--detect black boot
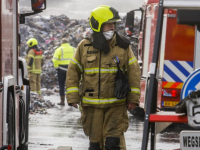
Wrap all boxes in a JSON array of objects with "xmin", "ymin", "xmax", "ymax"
[
  {"xmin": 89, "ymin": 142, "xmax": 101, "ymax": 150},
  {"xmin": 105, "ymin": 137, "xmax": 120, "ymax": 150}
]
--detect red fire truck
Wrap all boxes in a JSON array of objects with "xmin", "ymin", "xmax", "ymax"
[
  {"xmin": 137, "ymin": 0, "xmax": 200, "ymax": 149},
  {"xmin": 126, "ymin": 0, "xmax": 196, "ymax": 112},
  {"xmin": 0, "ymin": 0, "xmax": 46, "ymax": 150}
]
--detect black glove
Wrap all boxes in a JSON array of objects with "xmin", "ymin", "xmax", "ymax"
[
  {"xmin": 115, "ymin": 69, "xmax": 131, "ymax": 99},
  {"xmin": 114, "ymin": 56, "xmax": 131, "ymax": 99}
]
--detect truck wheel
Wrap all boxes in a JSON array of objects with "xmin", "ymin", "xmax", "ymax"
[
  {"xmin": 19, "ymin": 98, "xmax": 25, "ymax": 144},
  {"xmin": 18, "ymin": 86, "xmax": 30, "ymax": 150},
  {"xmin": 7, "ymin": 92, "xmax": 15, "ymax": 148}
]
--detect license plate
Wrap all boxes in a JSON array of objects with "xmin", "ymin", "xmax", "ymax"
[
  {"xmin": 163, "ymin": 101, "xmax": 178, "ymax": 107},
  {"xmin": 180, "ymin": 131, "xmax": 200, "ymax": 150}
]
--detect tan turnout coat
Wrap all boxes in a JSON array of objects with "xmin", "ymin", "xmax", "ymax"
[
  {"xmin": 66, "ymin": 34, "xmax": 141, "ymax": 108},
  {"xmin": 27, "ymin": 49, "xmax": 43, "ymax": 74}
]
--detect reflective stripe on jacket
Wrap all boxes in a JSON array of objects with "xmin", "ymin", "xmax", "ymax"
[
  {"xmin": 52, "ymin": 43, "xmax": 75, "ymax": 69},
  {"xmin": 66, "ymin": 34, "xmax": 141, "ymax": 108},
  {"xmin": 27, "ymin": 49, "xmax": 43, "ymax": 74}
]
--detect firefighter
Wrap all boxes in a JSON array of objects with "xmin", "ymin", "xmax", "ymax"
[
  {"xmin": 66, "ymin": 5, "xmax": 141, "ymax": 150},
  {"xmin": 26, "ymin": 38, "xmax": 43, "ymax": 99},
  {"xmin": 52, "ymin": 38, "xmax": 75, "ymax": 106}
]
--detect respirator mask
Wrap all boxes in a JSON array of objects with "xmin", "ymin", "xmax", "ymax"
[{"xmin": 103, "ymin": 31, "xmax": 114, "ymax": 40}]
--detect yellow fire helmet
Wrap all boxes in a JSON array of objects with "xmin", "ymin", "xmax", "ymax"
[
  {"xmin": 89, "ymin": 5, "xmax": 121, "ymax": 32},
  {"xmin": 27, "ymin": 38, "xmax": 38, "ymax": 47}
]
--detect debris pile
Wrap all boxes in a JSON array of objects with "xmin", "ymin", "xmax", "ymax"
[{"xmin": 29, "ymin": 89, "xmax": 60, "ymax": 114}]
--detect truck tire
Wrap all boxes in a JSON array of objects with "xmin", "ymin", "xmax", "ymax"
[
  {"xmin": 18, "ymin": 86, "xmax": 30, "ymax": 150},
  {"xmin": 19, "ymin": 98, "xmax": 26, "ymax": 144},
  {"xmin": 7, "ymin": 92, "xmax": 15, "ymax": 148}
]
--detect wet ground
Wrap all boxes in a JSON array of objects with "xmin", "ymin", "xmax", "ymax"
[{"xmin": 28, "ymin": 95, "xmax": 191, "ymax": 150}]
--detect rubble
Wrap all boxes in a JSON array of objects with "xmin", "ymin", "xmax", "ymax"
[
  {"xmin": 20, "ymin": 14, "xmax": 140, "ymax": 112},
  {"xmin": 29, "ymin": 89, "xmax": 58, "ymax": 114}
]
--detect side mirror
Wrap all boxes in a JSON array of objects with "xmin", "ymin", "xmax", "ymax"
[
  {"xmin": 125, "ymin": 8, "xmax": 143, "ymax": 37},
  {"xmin": 125, "ymin": 11, "xmax": 135, "ymax": 36},
  {"xmin": 31, "ymin": 0, "xmax": 46, "ymax": 11},
  {"xmin": 20, "ymin": 0, "xmax": 47, "ymax": 24}
]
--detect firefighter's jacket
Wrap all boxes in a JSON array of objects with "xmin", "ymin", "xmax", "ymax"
[
  {"xmin": 66, "ymin": 34, "xmax": 141, "ymax": 108},
  {"xmin": 27, "ymin": 49, "xmax": 43, "ymax": 74},
  {"xmin": 52, "ymin": 43, "xmax": 75, "ymax": 71}
]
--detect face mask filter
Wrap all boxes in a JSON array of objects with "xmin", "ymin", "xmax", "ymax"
[{"xmin": 103, "ymin": 31, "xmax": 114, "ymax": 40}]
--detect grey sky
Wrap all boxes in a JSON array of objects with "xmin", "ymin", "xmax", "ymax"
[{"xmin": 19, "ymin": 0, "xmax": 144, "ymax": 19}]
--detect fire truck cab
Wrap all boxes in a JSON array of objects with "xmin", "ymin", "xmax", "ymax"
[
  {"xmin": 0, "ymin": 0, "xmax": 46, "ymax": 150},
  {"xmin": 126, "ymin": 0, "xmax": 197, "ymax": 111},
  {"xmin": 137, "ymin": 0, "xmax": 200, "ymax": 149}
]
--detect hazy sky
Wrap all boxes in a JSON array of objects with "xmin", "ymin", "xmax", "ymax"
[{"xmin": 19, "ymin": 0, "xmax": 144, "ymax": 19}]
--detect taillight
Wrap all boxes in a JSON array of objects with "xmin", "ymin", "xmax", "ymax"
[{"xmin": 162, "ymin": 89, "xmax": 180, "ymax": 97}]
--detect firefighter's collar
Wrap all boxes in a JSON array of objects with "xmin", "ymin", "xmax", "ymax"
[
  {"xmin": 92, "ymin": 31, "xmax": 130, "ymax": 53},
  {"xmin": 109, "ymin": 33, "xmax": 117, "ymax": 47}
]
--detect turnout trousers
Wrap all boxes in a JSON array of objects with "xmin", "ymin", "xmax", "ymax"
[
  {"xmin": 28, "ymin": 73, "xmax": 41, "ymax": 95},
  {"xmin": 81, "ymin": 105, "xmax": 129, "ymax": 150}
]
